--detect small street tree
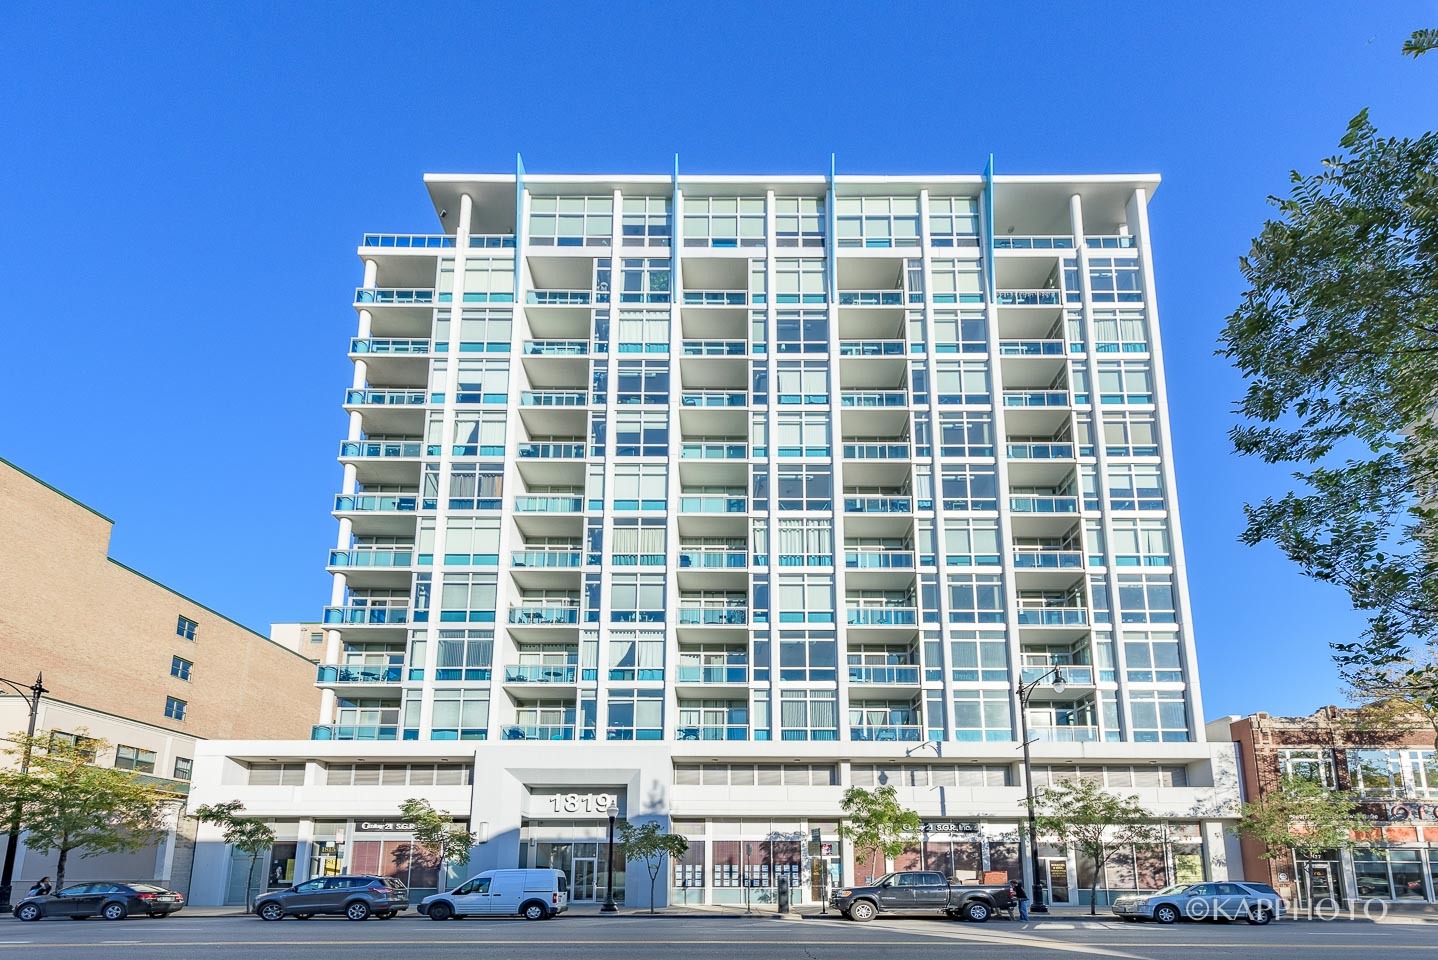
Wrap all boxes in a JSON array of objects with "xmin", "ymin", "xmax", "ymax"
[
  {"xmin": 838, "ymin": 785, "xmax": 921, "ymax": 883},
  {"xmin": 1235, "ymin": 777, "xmax": 1369, "ymax": 867},
  {"xmin": 0, "ymin": 732, "xmax": 173, "ymax": 891},
  {"xmin": 617, "ymin": 820, "xmax": 689, "ymax": 913},
  {"xmin": 399, "ymin": 797, "xmax": 475, "ymax": 892},
  {"xmin": 191, "ymin": 800, "xmax": 276, "ymax": 913},
  {"xmin": 1034, "ymin": 779, "xmax": 1160, "ymax": 915}
]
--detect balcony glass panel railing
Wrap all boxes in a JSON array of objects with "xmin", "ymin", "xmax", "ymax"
[
  {"xmin": 682, "ymin": 290, "xmax": 748, "ymax": 306},
  {"xmin": 504, "ymin": 665, "xmax": 578, "ymax": 683},
  {"xmin": 850, "ymin": 726, "xmax": 922, "ymax": 742},
  {"xmin": 998, "ymin": 339, "xmax": 1066, "ymax": 357},
  {"xmin": 340, "ymin": 440, "xmax": 422, "ymax": 458},
  {"xmin": 847, "ymin": 665, "xmax": 920, "ymax": 684},
  {"xmin": 350, "ymin": 337, "xmax": 431, "ymax": 355},
  {"xmin": 1085, "ymin": 235, "xmax": 1138, "ymax": 249},
  {"xmin": 322, "ymin": 605, "xmax": 410, "ymax": 625},
  {"xmin": 838, "ymin": 340, "xmax": 907, "ymax": 357},
  {"xmin": 354, "ymin": 288, "xmax": 434, "ymax": 305},
  {"xmin": 1002, "ymin": 391, "xmax": 1069, "ymax": 409},
  {"xmin": 842, "ymin": 443, "xmax": 910, "ymax": 460},
  {"xmin": 1006, "ymin": 443, "xmax": 1075, "ymax": 460},
  {"xmin": 846, "ymin": 606, "xmax": 918, "ymax": 626},
  {"xmin": 362, "ymin": 233, "xmax": 457, "ymax": 249},
  {"xmin": 511, "ymin": 549, "xmax": 582, "ymax": 568},
  {"xmin": 680, "ymin": 441, "xmax": 748, "ymax": 459},
  {"xmin": 1021, "ymin": 665, "xmax": 1095, "ymax": 685},
  {"xmin": 678, "ymin": 605, "xmax": 748, "ymax": 625},
  {"xmin": 514, "ymin": 495, "xmax": 584, "ymax": 513},
  {"xmin": 675, "ymin": 725, "xmax": 749, "ymax": 741},
  {"xmin": 837, "ymin": 290, "xmax": 904, "ymax": 306},
  {"xmin": 311, "ymin": 724, "xmax": 398, "ymax": 741},
  {"xmin": 522, "ymin": 339, "xmax": 590, "ymax": 355},
  {"xmin": 676, "ymin": 664, "xmax": 749, "ymax": 684},
  {"xmin": 1009, "ymin": 496, "xmax": 1079, "ymax": 514},
  {"xmin": 501, "ymin": 725, "xmax": 574, "ymax": 741},
  {"xmin": 1016, "ymin": 607, "xmax": 1089, "ymax": 626},
  {"xmin": 316, "ymin": 664, "xmax": 403, "ymax": 684},
  {"xmin": 1031, "ymin": 725, "xmax": 1100, "ymax": 742},
  {"xmin": 840, "ymin": 391, "xmax": 908, "ymax": 408},
  {"xmin": 520, "ymin": 390, "xmax": 587, "ymax": 407},
  {"xmin": 516, "ymin": 442, "xmax": 586, "ymax": 459},
  {"xmin": 1012, "ymin": 550, "xmax": 1084, "ymax": 569},
  {"xmin": 333, "ymin": 493, "xmax": 418, "ymax": 512},
  {"xmin": 681, "ymin": 339, "xmax": 748, "ymax": 356},
  {"xmin": 996, "ymin": 289, "xmax": 1063, "ymax": 306},
  {"xmin": 993, "ymin": 235, "xmax": 1075, "ymax": 250},
  {"xmin": 346, "ymin": 389, "xmax": 427, "ymax": 406},
  {"xmin": 681, "ymin": 391, "xmax": 747, "ymax": 408},
  {"xmin": 843, "ymin": 496, "xmax": 912, "ymax": 514},
  {"xmin": 845, "ymin": 550, "xmax": 915, "ymax": 569},
  {"xmin": 508, "ymin": 605, "xmax": 581, "ymax": 625},
  {"xmin": 328, "ymin": 549, "xmax": 413, "ymax": 568},
  {"xmin": 678, "ymin": 550, "xmax": 748, "ymax": 569},
  {"xmin": 680, "ymin": 495, "xmax": 748, "ymax": 513},
  {"xmin": 527, "ymin": 290, "xmax": 593, "ymax": 305}
]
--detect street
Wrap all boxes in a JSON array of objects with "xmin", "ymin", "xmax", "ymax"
[{"xmin": 0, "ymin": 913, "xmax": 1434, "ymax": 959}]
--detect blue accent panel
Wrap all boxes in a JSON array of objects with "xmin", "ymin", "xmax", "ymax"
[
  {"xmin": 514, "ymin": 153, "xmax": 526, "ymax": 291},
  {"xmin": 983, "ymin": 153, "xmax": 996, "ymax": 298},
  {"xmin": 826, "ymin": 153, "xmax": 838, "ymax": 305}
]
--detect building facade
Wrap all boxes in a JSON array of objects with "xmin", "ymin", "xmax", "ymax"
[
  {"xmin": 0, "ymin": 458, "xmax": 323, "ymax": 894},
  {"xmin": 1224, "ymin": 708, "xmax": 1438, "ymax": 908},
  {"xmin": 188, "ymin": 165, "xmax": 1242, "ymax": 908}
]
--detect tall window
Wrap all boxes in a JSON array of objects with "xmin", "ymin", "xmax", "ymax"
[
  {"xmin": 612, "ymin": 465, "xmax": 667, "ymax": 510},
  {"xmin": 435, "ymin": 309, "xmax": 512, "ymax": 351},
  {"xmin": 940, "ymin": 467, "xmax": 999, "ymax": 512},
  {"xmin": 1092, "ymin": 309, "xmax": 1148, "ymax": 352},
  {"xmin": 616, "ymin": 360, "xmax": 669, "ymax": 404},
  {"xmin": 777, "ymin": 574, "xmax": 835, "ymax": 623},
  {"xmin": 774, "ymin": 197, "xmax": 825, "ymax": 247},
  {"xmin": 446, "ymin": 412, "xmax": 506, "ymax": 457},
  {"xmin": 1102, "ymin": 413, "xmax": 1160, "ymax": 457},
  {"xmin": 621, "ymin": 196, "xmax": 671, "ymax": 246},
  {"xmin": 938, "ymin": 413, "xmax": 995, "ymax": 458},
  {"xmin": 928, "ymin": 196, "xmax": 980, "ymax": 247},
  {"xmin": 949, "ymin": 631, "xmax": 1009, "ymax": 682},
  {"xmin": 615, "ymin": 311, "xmax": 670, "ymax": 353},
  {"xmin": 942, "ymin": 519, "xmax": 1001, "ymax": 566},
  {"xmin": 776, "ymin": 362, "xmax": 829, "ymax": 403},
  {"xmin": 835, "ymin": 196, "xmax": 920, "ymax": 248},
  {"xmin": 1097, "ymin": 360, "xmax": 1154, "ymax": 404},
  {"xmin": 619, "ymin": 258, "xmax": 671, "ymax": 303},
  {"xmin": 1123, "ymin": 632, "xmax": 1184, "ymax": 683},
  {"xmin": 607, "ymin": 688, "xmax": 663, "ymax": 740},
  {"xmin": 611, "ymin": 575, "xmax": 665, "ymax": 623},
  {"xmin": 454, "ymin": 359, "xmax": 509, "ymax": 403},
  {"xmin": 443, "ymin": 463, "xmax": 504, "ymax": 510},
  {"xmin": 932, "ymin": 312, "xmax": 987, "ymax": 354},
  {"xmin": 946, "ymin": 574, "xmax": 1005, "ymax": 624},
  {"xmin": 608, "ymin": 630, "xmax": 665, "ymax": 681},
  {"xmin": 775, "ymin": 311, "xmax": 828, "ymax": 353},
  {"xmin": 434, "ymin": 630, "xmax": 494, "ymax": 681},
  {"xmin": 431, "ymin": 691, "xmax": 490, "ymax": 740},
  {"xmin": 1129, "ymin": 691, "xmax": 1188, "ymax": 742},
  {"xmin": 1106, "ymin": 464, "xmax": 1164, "ymax": 511},
  {"xmin": 440, "ymin": 258, "xmax": 515, "ymax": 303},
  {"xmin": 683, "ymin": 196, "xmax": 765, "ymax": 247},
  {"xmin": 439, "ymin": 573, "xmax": 499, "ymax": 622},
  {"xmin": 929, "ymin": 259, "xmax": 984, "ymax": 304},
  {"xmin": 614, "ymin": 412, "xmax": 668, "ymax": 456},
  {"xmin": 612, "ymin": 520, "xmax": 666, "ymax": 566},
  {"xmin": 774, "ymin": 258, "xmax": 826, "ymax": 303},
  {"xmin": 1088, "ymin": 258, "xmax": 1142, "ymax": 303},
  {"xmin": 953, "ymin": 691, "xmax": 1012, "ymax": 742},
  {"xmin": 780, "ymin": 690, "xmax": 838, "ymax": 741},
  {"xmin": 442, "ymin": 519, "xmax": 501, "ymax": 565},
  {"xmin": 776, "ymin": 468, "xmax": 832, "ymax": 510},
  {"xmin": 777, "ymin": 519, "xmax": 833, "ymax": 566},
  {"xmin": 934, "ymin": 360, "xmax": 990, "ymax": 404},
  {"xmin": 776, "ymin": 414, "xmax": 831, "ymax": 457},
  {"xmin": 1109, "ymin": 519, "xmax": 1171, "ymax": 566},
  {"xmin": 528, "ymin": 195, "xmax": 614, "ymax": 246}
]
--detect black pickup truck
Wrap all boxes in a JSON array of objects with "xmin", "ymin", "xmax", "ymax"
[{"xmin": 831, "ymin": 871, "xmax": 1015, "ymax": 922}]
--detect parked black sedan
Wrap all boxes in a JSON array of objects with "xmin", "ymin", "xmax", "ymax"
[{"xmin": 14, "ymin": 882, "xmax": 185, "ymax": 921}]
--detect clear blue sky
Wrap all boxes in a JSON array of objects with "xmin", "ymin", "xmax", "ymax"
[{"xmin": 2, "ymin": 3, "xmax": 1434, "ymax": 720}]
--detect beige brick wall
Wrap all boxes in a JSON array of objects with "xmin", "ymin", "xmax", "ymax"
[{"xmin": 0, "ymin": 461, "xmax": 321, "ymax": 740}]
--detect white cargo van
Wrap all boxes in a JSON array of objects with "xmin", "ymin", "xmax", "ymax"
[{"xmin": 417, "ymin": 868, "xmax": 569, "ymax": 921}]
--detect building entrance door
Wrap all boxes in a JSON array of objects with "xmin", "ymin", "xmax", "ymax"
[
  {"xmin": 1298, "ymin": 859, "xmax": 1342, "ymax": 909},
  {"xmin": 572, "ymin": 858, "xmax": 598, "ymax": 901},
  {"xmin": 1044, "ymin": 859, "xmax": 1071, "ymax": 905}
]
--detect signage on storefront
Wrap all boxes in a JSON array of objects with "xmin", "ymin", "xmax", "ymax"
[
  {"xmin": 527, "ymin": 789, "xmax": 624, "ymax": 817},
  {"xmin": 923, "ymin": 821, "xmax": 980, "ymax": 833},
  {"xmin": 355, "ymin": 819, "xmax": 461, "ymax": 833},
  {"xmin": 1387, "ymin": 802, "xmax": 1438, "ymax": 821}
]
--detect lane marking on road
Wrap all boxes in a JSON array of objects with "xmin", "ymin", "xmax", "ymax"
[{"xmin": 866, "ymin": 919, "xmax": 1149, "ymax": 959}]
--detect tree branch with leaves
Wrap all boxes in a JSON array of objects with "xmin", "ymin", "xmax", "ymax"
[
  {"xmin": 399, "ymin": 797, "xmax": 475, "ymax": 892},
  {"xmin": 617, "ymin": 821, "xmax": 688, "ymax": 913},
  {"xmin": 1235, "ymin": 776, "xmax": 1368, "ymax": 866},
  {"xmin": 191, "ymin": 800, "xmax": 276, "ymax": 913},
  {"xmin": 838, "ymin": 785, "xmax": 921, "ymax": 883},
  {"xmin": 1034, "ymin": 780, "xmax": 1161, "ymax": 915}
]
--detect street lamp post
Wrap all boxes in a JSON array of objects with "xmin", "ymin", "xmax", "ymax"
[
  {"xmin": 921, "ymin": 823, "xmax": 930, "ymax": 871},
  {"xmin": 1015, "ymin": 666, "xmax": 1066, "ymax": 915},
  {"xmin": 601, "ymin": 803, "xmax": 619, "ymax": 913},
  {"xmin": 0, "ymin": 673, "xmax": 48, "ymax": 912}
]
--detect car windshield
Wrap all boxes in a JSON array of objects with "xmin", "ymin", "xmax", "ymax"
[{"xmin": 1153, "ymin": 884, "xmax": 1192, "ymax": 896}]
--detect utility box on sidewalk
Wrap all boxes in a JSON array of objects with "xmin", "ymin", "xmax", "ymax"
[{"xmin": 777, "ymin": 877, "xmax": 790, "ymax": 914}]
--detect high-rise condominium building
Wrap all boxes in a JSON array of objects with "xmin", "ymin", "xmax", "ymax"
[{"xmin": 188, "ymin": 165, "xmax": 1242, "ymax": 909}]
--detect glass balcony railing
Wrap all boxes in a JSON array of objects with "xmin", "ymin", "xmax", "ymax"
[
  {"xmin": 340, "ymin": 440, "xmax": 422, "ymax": 458},
  {"xmin": 354, "ymin": 288, "xmax": 434, "ymax": 305},
  {"xmin": 1007, "ymin": 443, "xmax": 1075, "ymax": 459},
  {"xmin": 682, "ymin": 290, "xmax": 748, "ymax": 306},
  {"xmin": 312, "ymin": 724, "xmax": 398, "ymax": 741},
  {"xmin": 1009, "ymin": 496, "xmax": 1079, "ymax": 514},
  {"xmin": 850, "ymin": 726, "xmax": 922, "ymax": 742},
  {"xmin": 844, "ymin": 496, "xmax": 912, "ymax": 513},
  {"xmin": 516, "ymin": 442, "xmax": 586, "ymax": 459},
  {"xmin": 681, "ymin": 391, "xmax": 747, "ymax": 408},
  {"xmin": 848, "ymin": 665, "xmax": 920, "ymax": 684},
  {"xmin": 1002, "ymin": 390, "xmax": 1069, "ymax": 408},
  {"xmin": 514, "ymin": 496, "xmax": 584, "ymax": 513},
  {"xmin": 846, "ymin": 607, "xmax": 918, "ymax": 626},
  {"xmin": 508, "ymin": 605, "xmax": 581, "ymax": 625},
  {"xmin": 675, "ymin": 725, "xmax": 749, "ymax": 741},
  {"xmin": 501, "ymin": 725, "xmax": 574, "ymax": 741},
  {"xmin": 680, "ymin": 496, "xmax": 747, "ymax": 513},
  {"xmin": 678, "ymin": 550, "xmax": 748, "ymax": 569},
  {"xmin": 994, "ymin": 235, "xmax": 1075, "ymax": 250},
  {"xmin": 511, "ymin": 549, "xmax": 582, "ymax": 568},
  {"xmin": 838, "ymin": 290, "xmax": 904, "ymax": 306},
  {"xmin": 842, "ymin": 443, "xmax": 910, "ymax": 460},
  {"xmin": 322, "ymin": 605, "xmax": 410, "ymax": 625},
  {"xmin": 523, "ymin": 339, "xmax": 590, "ymax": 355},
  {"xmin": 998, "ymin": 339, "xmax": 1066, "ymax": 357},
  {"xmin": 328, "ymin": 549, "xmax": 413, "ymax": 568},
  {"xmin": 678, "ymin": 606, "xmax": 748, "ymax": 625},
  {"xmin": 520, "ymin": 391, "xmax": 587, "ymax": 407},
  {"xmin": 334, "ymin": 493, "xmax": 418, "ymax": 512},
  {"xmin": 1032, "ymin": 725, "xmax": 1100, "ymax": 742},
  {"xmin": 316, "ymin": 664, "xmax": 403, "ymax": 684},
  {"xmin": 996, "ymin": 289, "xmax": 1063, "ymax": 306},
  {"xmin": 526, "ymin": 290, "xmax": 593, "ymax": 305},
  {"xmin": 1016, "ymin": 607, "xmax": 1089, "ymax": 626},
  {"xmin": 838, "ymin": 340, "xmax": 907, "ymax": 356},
  {"xmin": 346, "ymin": 389, "xmax": 427, "ymax": 406},
  {"xmin": 350, "ymin": 337, "xmax": 430, "ymax": 355},
  {"xmin": 1013, "ymin": 550, "xmax": 1083, "ymax": 569},
  {"xmin": 840, "ymin": 391, "xmax": 907, "ymax": 408},
  {"xmin": 680, "ymin": 442, "xmax": 748, "ymax": 459},
  {"xmin": 1085, "ymin": 235, "xmax": 1138, "ymax": 249},
  {"xmin": 504, "ymin": 665, "xmax": 578, "ymax": 683},
  {"xmin": 361, "ymin": 233, "xmax": 514, "ymax": 250},
  {"xmin": 845, "ymin": 550, "xmax": 915, "ymax": 569},
  {"xmin": 681, "ymin": 339, "xmax": 748, "ymax": 356},
  {"xmin": 1021, "ymin": 665, "xmax": 1095, "ymax": 685},
  {"xmin": 676, "ymin": 665, "xmax": 748, "ymax": 684}
]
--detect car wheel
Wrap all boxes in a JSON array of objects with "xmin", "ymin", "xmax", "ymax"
[
  {"xmin": 521, "ymin": 901, "xmax": 547, "ymax": 921},
  {"xmin": 15, "ymin": 904, "xmax": 42, "ymax": 922},
  {"xmin": 258, "ymin": 902, "xmax": 284, "ymax": 922},
  {"xmin": 427, "ymin": 902, "xmax": 454, "ymax": 921},
  {"xmin": 963, "ymin": 900, "xmax": 991, "ymax": 923},
  {"xmin": 1154, "ymin": 904, "xmax": 1179, "ymax": 925},
  {"xmin": 847, "ymin": 900, "xmax": 877, "ymax": 922},
  {"xmin": 1248, "ymin": 907, "xmax": 1273, "ymax": 926},
  {"xmin": 345, "ymin": 901, "xmax": 372, "ymax": 921},
  {"xmin": 101, "ymin": 902, "xmax": 128, "ymax": 921}
]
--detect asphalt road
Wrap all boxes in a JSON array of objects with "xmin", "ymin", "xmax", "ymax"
[{"xmin": 0, "ymin": 912, "xmax": 1434, "ymax": 959}]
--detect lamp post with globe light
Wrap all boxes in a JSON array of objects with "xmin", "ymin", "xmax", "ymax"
[{"xmin": 1016, "ymin": 666, "xmax": 1067, "ymax": 913}]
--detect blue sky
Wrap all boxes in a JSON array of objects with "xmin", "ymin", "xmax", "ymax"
[{"xmin": 2, "ymin": 3, "xmax": 1434, "ymax": 720}]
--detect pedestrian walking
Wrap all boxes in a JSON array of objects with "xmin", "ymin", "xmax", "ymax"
[
  {"xmin": 1010, "ymin": 879, "xmax": 1029, "ymax": 921},
  {"xmin": 28, "ymin": 877, "xmax": 52, "ymax": 897}
]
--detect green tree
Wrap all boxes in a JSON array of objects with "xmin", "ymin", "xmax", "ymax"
[
  {"xmin": 1034, "ymin": 780, "xmax": 1160, "ymax": 915},
  {"xmin": 616, "ymin": 821, "xmax": 689, "ymax": 913},
  {"xmin": 1217, "ymin": 31, "xmax": 1438, "ymax": 691},
  {"xmin": 1235, "ymin": 777, "xmax": 1368, "ymax": 865},
  {"xmin": 1343, "ymin": 654, "xmax": 1438, "ymax": 751},
  {"xmin": 399, "ymin": 797, "xmax": 475, "ymax": 891},
  {"xmin": 838, "ymin": 785, "xmax": 921, "ymax": 882},
  {"xmin": 0, "ymin": 732, "xmax": 173, "ymax": 891},
  {"xmin": 191, "ymin": 801, "xmax": 276, "ymax": 913}
]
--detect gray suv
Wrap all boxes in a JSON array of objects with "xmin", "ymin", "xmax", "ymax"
[
  {"xmin": 254, "ymin": 875, "xmax": 408, "ymax": 921},
  {"xmin": 1112, "ymin": 881, "xmax": 1286, "ymax": 925}
]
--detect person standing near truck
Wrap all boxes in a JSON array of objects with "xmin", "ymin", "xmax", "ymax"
[{"xmin": 1010, "ymin": 879, "xmax": 1030, "ymax": 921}]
